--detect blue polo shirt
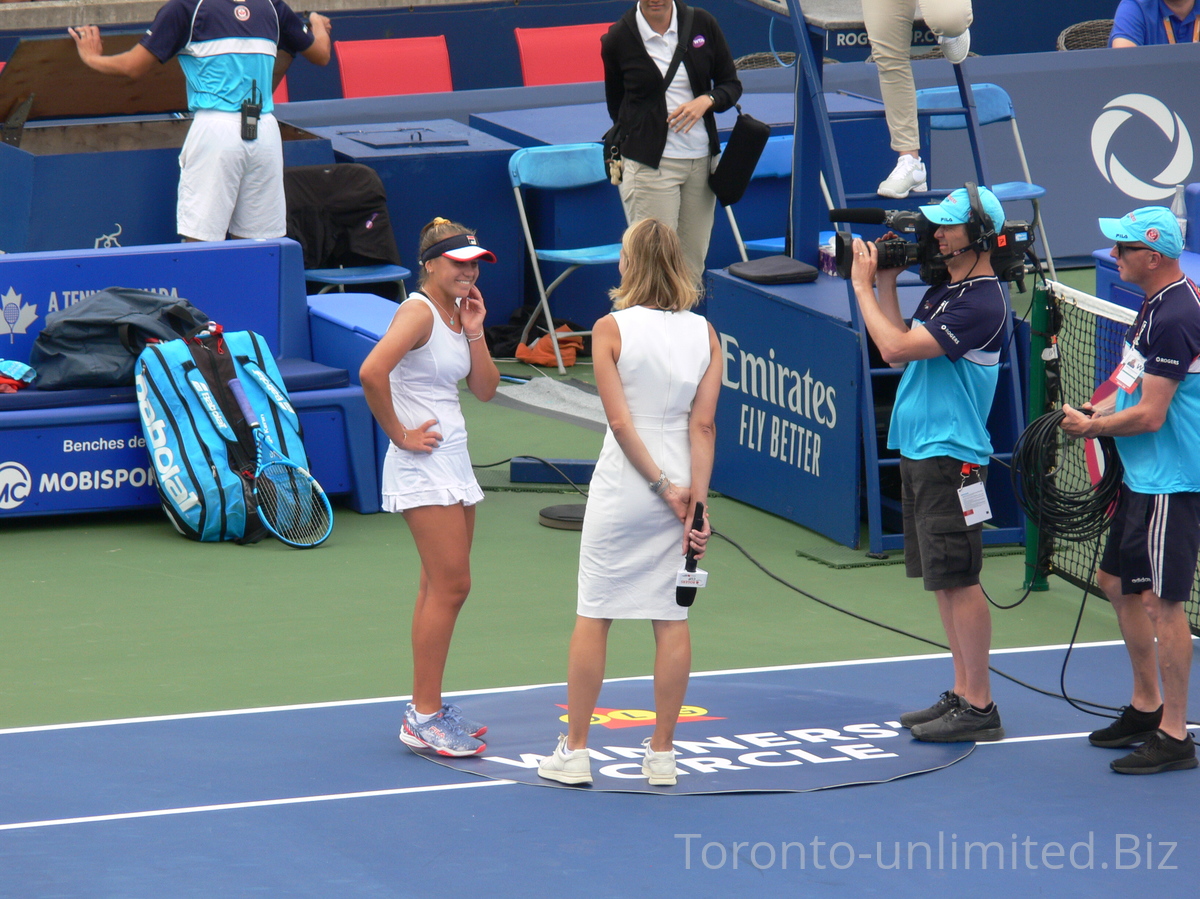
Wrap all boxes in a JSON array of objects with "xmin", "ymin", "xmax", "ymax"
[
  {"xmin": 141, "ymin": 0, "xmax": 314, "ymax": 114},
  {"xmin": 1114, "ymin": 277, "xmax": 1200, "ymax": 493},
  {"xmin": 1111, "ymin": 0, "xmax": 1200, "ymax": 46},
  {"xmin": 888, "ymin": 276, "xmax": 1008, "ymax": 466}
]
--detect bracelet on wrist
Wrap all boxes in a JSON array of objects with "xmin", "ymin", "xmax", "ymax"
[
  {"xmin": 466, "ymin": 330, "xmax": 485, "ymax": 342},
  {"xmin": 649, "ymin": 470, "xmax": 668, "ymax": 495}
]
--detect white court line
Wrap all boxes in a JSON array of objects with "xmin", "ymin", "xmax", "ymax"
[
  {"xmin": 0, "ymin": 640, "xmax": 1132, "ymax": 737},
  {"xmin": 0, "ymin": 779, "xmax": 514, "ymax": 833},
  {"xmin": 982, "ymin": 723, "xmax": 1200, "ymax": 746},
  {"xmin": 9, "ymin": 725, "xmax": 1198, "ymax": 833}
]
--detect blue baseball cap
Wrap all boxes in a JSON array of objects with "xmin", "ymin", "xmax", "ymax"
[
  {"xmin": 919, "ymin": 186, "xmax": 1006, "ymax": 233},
  {"xmin": 1098, "ymin": 206, "xmax": 1182, "ymax": 259}
]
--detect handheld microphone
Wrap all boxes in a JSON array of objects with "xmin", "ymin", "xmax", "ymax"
[
  {"xmin": 676, "ymin": 502, "xmax": 705, "ymax": 608},
  {"xmin": 829, "ymin": 208, "xmax": 889, "ymax": 225}
]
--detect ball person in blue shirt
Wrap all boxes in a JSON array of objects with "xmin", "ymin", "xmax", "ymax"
[
  {"xmin": 850, "ymin": 185, "xmax": 1008, "ymax": 743},
  {"xmin": 70, "ymin": 1, "xmax": 331, "ymax": 242},
  {"xmin": 1061, "ymin": 208, "xmax": 1200, "ymax": 774}
]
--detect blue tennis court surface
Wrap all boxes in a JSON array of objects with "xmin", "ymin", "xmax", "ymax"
[{"xmin": 0, "ymin": 641, "xmax": 1195, "ymax": 896}]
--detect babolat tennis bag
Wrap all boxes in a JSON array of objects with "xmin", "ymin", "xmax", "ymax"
[{"xmin": 135, "ymin": 326, "xmax": 309, "ymax": 543}]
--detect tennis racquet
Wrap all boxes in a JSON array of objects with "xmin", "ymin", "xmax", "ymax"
[{"xmin": 228, "ymin": 378, "xmax": 333, "ymax": 548}]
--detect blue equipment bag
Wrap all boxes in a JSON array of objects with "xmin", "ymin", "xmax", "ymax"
[{"xmin": 135, "ymin": 327, "xmax": 310, "ymax": 543}]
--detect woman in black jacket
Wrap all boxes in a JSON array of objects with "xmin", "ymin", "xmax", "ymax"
[{"xmin": 602, "ymin": 0, "xmax": 742, "ymax": 286}]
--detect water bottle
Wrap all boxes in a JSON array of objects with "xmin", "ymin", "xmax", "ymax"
[{"xmin": 1171, "ymin": 184, "xmax": 1188, "ymax": 244}]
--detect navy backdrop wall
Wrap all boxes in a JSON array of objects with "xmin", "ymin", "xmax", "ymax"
[{"xmin": 2, "ymin": 0, "xmax": 1105, "ymax": 100}]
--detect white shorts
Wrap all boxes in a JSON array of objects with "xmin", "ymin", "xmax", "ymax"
[{"xmin": 177, "ymin": 110, "xmax": 286, "ymax": 242}]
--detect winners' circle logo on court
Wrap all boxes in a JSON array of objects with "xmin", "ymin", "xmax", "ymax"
[
  {"xmin": 0, "ymin": 461, "xmax": 32, "ymax": 510},
  {"xmin": 234, "ymin": 5, "xmax": 250, "ymax": 20},
  {"xmin": 1091, "ymin": 94, "xmax": 1193, "ymax": 201}
]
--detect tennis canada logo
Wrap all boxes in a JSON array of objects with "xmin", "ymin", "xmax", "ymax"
[
  {"xmin": 1092, "ymin": 93, "xmax": 1193, "ymax": 201},
  {"xmin": 0, "ymin": 461, "xmax": 33, "ymax": 510},
  {"xmin": 1, "ymin": 287, "xmax": 38, "ymax": 344}
]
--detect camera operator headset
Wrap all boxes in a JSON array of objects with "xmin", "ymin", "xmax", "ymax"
[{"xmin": 941, "ymin": 181, "xmax": 996, "ymax": 263}]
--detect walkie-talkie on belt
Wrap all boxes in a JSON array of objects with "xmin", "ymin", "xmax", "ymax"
[{"xmin": 241, "ymin": 80, "xmax": 262, "ymax": 141}]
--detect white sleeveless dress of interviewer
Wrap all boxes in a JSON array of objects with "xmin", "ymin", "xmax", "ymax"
[
  {"xmin": 380, "ymin": 292, "xmax": 484, "ymax": 513},
  {"xmin": 577, "ymin": 305, "xmax": 712, "ymax": 620}
]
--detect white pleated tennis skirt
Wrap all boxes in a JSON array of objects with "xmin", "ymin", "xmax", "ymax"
[{"xmin": 381, "ymin": 442, "xmax": 484, "ymax": 513}]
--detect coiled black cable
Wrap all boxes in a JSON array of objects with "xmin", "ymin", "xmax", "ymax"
[{"xmin": 1010, "ymin": 409, "xmax": 1123, "ymax": 544}]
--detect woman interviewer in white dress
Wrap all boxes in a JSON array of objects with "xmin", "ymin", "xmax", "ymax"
[
  {"xmin": 360, "ymin": 217, "xmax": 500, "ymax": 758},
  {"xmin": 538, "ymin": 217, "xmax": 722, "ymax": 786}
]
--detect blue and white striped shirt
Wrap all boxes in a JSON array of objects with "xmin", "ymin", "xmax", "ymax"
[{"xmin": 141, "ymin": 0, "xmax": 313, "ymax": 114}]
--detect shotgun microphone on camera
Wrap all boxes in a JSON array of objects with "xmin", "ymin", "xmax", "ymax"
[{"xmin": 829, "ymin": 207, "xmax": 889, "ymax": 225}]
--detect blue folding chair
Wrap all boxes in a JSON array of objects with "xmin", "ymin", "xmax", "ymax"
[
  {"xmin": 508, "ymin": 143, "xmax": 622, "ymax": 373},
  {"xmin": 916, "ymin": 82, "xmax": 1056, "ymax": 278}
]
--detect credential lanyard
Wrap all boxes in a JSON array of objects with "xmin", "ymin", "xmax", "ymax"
[{"xmin": 1162, "ymin": 16, "xmax": 1200, "ymax": 43}]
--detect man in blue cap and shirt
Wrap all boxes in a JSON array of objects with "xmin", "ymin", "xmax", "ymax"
[
  {"xmin": 1061, "ymin": 207, "xmax": 1200, "ymax": 774},
  {"xmin": 850, "ymin": 184, "xmax": 1008, "ymax": 742}
]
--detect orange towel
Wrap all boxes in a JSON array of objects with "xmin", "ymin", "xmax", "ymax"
[{"xmin": 515, "ymin": 325, "xmax": 585, "ymax": 367}]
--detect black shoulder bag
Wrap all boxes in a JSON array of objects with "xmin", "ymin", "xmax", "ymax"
[{"xmin": 709, "ymin": 104, "xmax": 771, "ymax": 206}]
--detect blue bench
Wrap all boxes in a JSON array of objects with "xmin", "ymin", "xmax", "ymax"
[
  {"xmin": 0, "ymin": 239, "xmax": 380, "ymax": 518},
  {"xmin": 308, "ymin": 292, "xmax": 402, "ymax": 496}
]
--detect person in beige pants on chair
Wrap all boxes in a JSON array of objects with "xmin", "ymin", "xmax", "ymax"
[{"xmin": 864, "ymin": 0, "xmax": 973, "ymax": 199}]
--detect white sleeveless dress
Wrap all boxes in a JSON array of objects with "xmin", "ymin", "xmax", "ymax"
[
  {"xmin": 380, "ymin": 293, "xmax": 484, "ymax": 513},
  {"xmin": 577, "ymin": 305, "xmax": 713, "ymax": 620}
]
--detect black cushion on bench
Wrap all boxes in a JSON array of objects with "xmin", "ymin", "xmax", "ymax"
[{"xmin": 0, "ymin": 358, "xmax": 349, "ymax": 411}]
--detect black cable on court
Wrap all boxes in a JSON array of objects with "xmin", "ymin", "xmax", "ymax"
[
  {"xmin": 1012, "ymin": 410, "xmax": 1123, "ymax": 546},
  {"xmin": 473, "ymin": 453, "xmax": 1136, "ymax": 720},
  {"xmin": 1006, "ymin": 406, "xmax": 1129, "ymax": 720}
]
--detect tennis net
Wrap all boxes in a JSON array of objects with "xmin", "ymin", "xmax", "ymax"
[{"xmin": 1038, "ymin": 280, "xmax": 1199, "ymax": 632}]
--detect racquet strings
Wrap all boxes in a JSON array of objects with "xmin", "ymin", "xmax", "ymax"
[{"xmin": 255, "ymin": 455, "xmax": 331, "ymax": 546}]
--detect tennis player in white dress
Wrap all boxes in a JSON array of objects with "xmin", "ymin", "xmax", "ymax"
[
  {"xmin": 539, "ymin": 218, "xmax": 722, "ymax": 786},
  {"xmin": 361, "ymin": 218, "xmax": 500, "ymax": 758}
]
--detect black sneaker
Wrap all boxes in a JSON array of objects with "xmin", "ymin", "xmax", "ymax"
[
  {"xmin": 1110, "ymin": 731, "xmax": 1197, "ymax": 775},
  {"xmin": 899, "ymin": 690, "xmax": 964, "ymax": 729},
  {"xmin": 1088, "ymin": 705, "xmax": 1163, "ymax": 748},
  {"xmin": 911, "ymin": 703, "xmax": 1005, "ymax": 743}
]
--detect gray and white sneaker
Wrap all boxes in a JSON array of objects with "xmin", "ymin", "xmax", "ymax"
[
  {"xmin": 442, "ymin": 703, "xmax": 486, "ymax": 738},
  {"xmin": 538, "ymin": 734, "xmax": 593, "ymax": 784},
  {"xmin": 939, "ymin": 28, "xmax": 971, "ymax": 64},
  {"xmin": 877, "ymin": 154, "xmax": 927, "ymax": 198},
  {"xmin": 641, "ymin": 736, "xmax": 679, "ymax": 786},
  {"xmin": 399, "ymin": 702, "xmax": 486, "ymax": 757}
]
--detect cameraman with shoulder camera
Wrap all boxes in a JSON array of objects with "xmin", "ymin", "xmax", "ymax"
[{"xmin": 850, "ymin": 185, "xmax": 1008, "ymax": 743}]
